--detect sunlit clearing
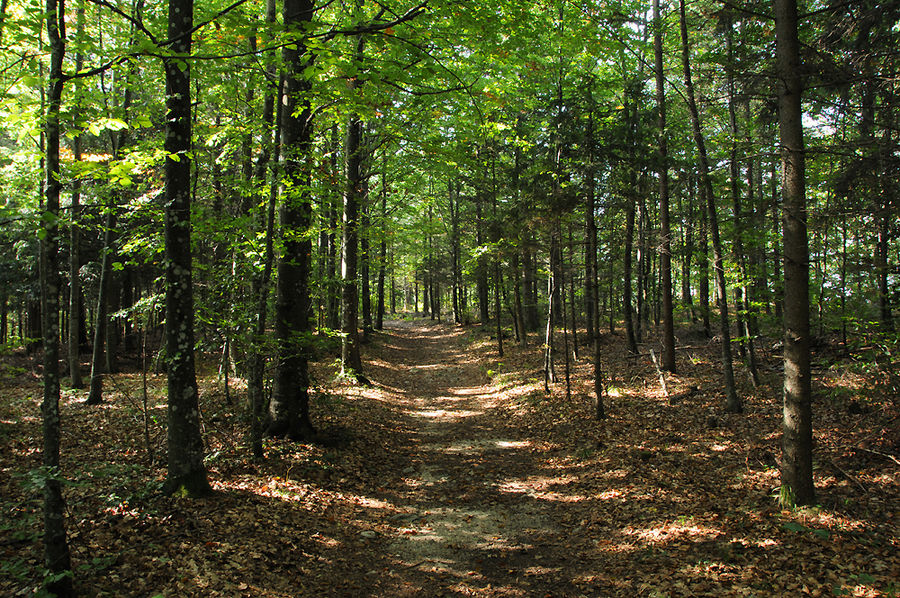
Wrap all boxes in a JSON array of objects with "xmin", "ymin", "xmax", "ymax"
[
  {"xmin": 353, "ymin": 496, "xmax": 394, "ymax": 509},
  {"xmin": 430, "ymin": 439, "xmax": 532, "ymax": 454},
  {"xmin": 406, "ymin": 409, "xmax": 483, "ymax": 419},
  {"xmin": 449, "ymin": 387, "xmax": 491, "ymax": 396},
  {"xmin": 495, "ymin": 440, "xmax": 530, "ymax": 449},
  {"xmin": 497, "ymin": 475, "xmax": 585, "ymax": 502},
  {"xmin": 622, "ymin": 521, "xmax": 722, "ymax": 545},
  {"xmin": 213, "ymin": 478, "xmax": 312, "ymax": 504},
  {"xmin": 311, "ymin": 532, "xmax": 341, "ymax": 548},
  {"xmin": 596, "ymin": 489, "xmax": 625, "ymax": 500},
  {"xmin": 395, "ymin": 506, "xmax": 534, "ymax": 552}
]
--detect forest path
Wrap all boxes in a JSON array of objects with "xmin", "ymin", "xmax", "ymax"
[{"xmin": 363, "ymin": 319, "xmax": 585, "ymax": 597}]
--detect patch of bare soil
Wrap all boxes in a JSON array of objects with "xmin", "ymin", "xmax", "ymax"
[{"xmin": 365, "ymin": 320, "xmax": 582, "ymax": 596}]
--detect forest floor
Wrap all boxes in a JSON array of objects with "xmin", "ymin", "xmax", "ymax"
[{"xmin": 1, "ymin": 317, "xmax": 899, "ymax": 597}]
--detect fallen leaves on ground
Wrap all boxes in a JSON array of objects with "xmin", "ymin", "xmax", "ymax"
[{"xmin": 1, "ymin": 318, "xmax": 897, "ymax": 597}]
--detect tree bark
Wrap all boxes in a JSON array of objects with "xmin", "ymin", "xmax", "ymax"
[
  {"xmin": 475, "ymin": 196, "xmax": 489, "ymax": 324},
  {"xmin": 584, "ymin": 105, "xmax": 597, "ymax": 348},
  {"xmin": 698, "ymin": 181, "xmax": 711, "ymax": 336},
  {"xmin": 776, "ymin": 0, "xmax": 815, "ymax": 506},
  {"xmin": 340, "ymin": 33, "xmax": 365, "ymax": 378},
  {"xmin": 450, "ymin": 178, "xmax": 462, "ymax": 324},
  {"xmin": 42, "ymin": 0, "xmax": 74, "ymax": 590},
  {"xmin": 361, "ymin": 175, "xmax": 373, "ymax": 337},
  {"xmin": 375, "ymin": 165, "xmax": 387, "ymax": 331},
  {"xmin": 162, "ymin": 0, "xmax": 211, "ymax": 496},
  {"xmin": 67, "ymin": 2, "xmax": 85, "ymax": 389},
  {"xmin": 86, "ymin": 200, "xmax": 115, "ymax": 405},
  {"xmin": 623, "ymin": 82, "xmax": 639, "ymax": 354},
  {"xmin": 679, "ymin": 0, "xmax": 740, "ymax": 413},
  {"xmin": 268, "ymin": 0, "xmax": 317, "ymax": 438},
  {"xmin": 725, "ymin": 14, "xmax": 760, "ymax": 386},
  {"xmin": 654, "ymin": 0, "xmax": 676, "ymax": 372},
  {"xmin": 247, "ymin": 0, "xmax": 280, "ymax": 459}
]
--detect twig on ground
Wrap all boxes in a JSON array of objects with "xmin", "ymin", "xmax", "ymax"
[
  {"xmin": 824, "ymin": 458, "xmax": 868, "ymax": 493},
  {"xmin": 857, "ymin": 447, "xmax": 900, "ymax": 466},
  {"xmin": 649, "ymin": 349, "xmax": 668, "ymax": 397}
]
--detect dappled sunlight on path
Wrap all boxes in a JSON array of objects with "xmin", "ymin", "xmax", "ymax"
[{"xmin": 362, "ymin": 319, "xmax": 586, "ymax": 597}]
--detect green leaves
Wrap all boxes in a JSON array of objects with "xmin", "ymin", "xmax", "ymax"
[{"xmin": 85, "ymin": 117, "xmax": 129, "ymax": 136}]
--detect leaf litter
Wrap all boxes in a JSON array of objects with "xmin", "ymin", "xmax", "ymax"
[{"xmin": 0, "ymin": 319, "xmax": 897, "ymax": 596}]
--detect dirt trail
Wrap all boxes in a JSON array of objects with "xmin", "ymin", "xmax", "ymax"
[{"xmin": 365, "ymin": 320, "xmax": 585, "ymax": 597}]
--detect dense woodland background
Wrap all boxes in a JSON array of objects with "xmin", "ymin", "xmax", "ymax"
[{"xmin": 0, "ymin": 0, "xmax": 898, "ymax": 595}]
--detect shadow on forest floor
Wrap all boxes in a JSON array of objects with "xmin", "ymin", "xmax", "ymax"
[{"xmin": 1, "ymin": 317, "xmax": 898, "ymax": 596}]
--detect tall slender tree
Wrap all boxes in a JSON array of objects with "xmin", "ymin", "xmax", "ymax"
[
  {"xmin": 268, "ymin": 0, "xmax": 317, "ymax": 439},
  {"xmin": 162, "ymin": 0, "xmax": 211, "ymax": 495},
  {"xmin": 41, "ymin": 0, "xmax": 74, "ymax": 591},
  {"xmin": 776, "ymin": 0, "xmax": 815, "ymax": 506},
  {"xmin": 340, "ymin": 30, "xmax": 366, "ymax": 378},
  {"xmin": 653, "ymin": 0, "xmax": 676, "ymax": 372},
  {"xmin": 66, "ymin": 1, "xmax": 85, "ymax": 389},
  {"xmin": 679, "ymin": 0, "xmax": 740, "ymax": 413}
]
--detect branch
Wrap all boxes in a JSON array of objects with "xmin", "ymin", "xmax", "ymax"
[
  {"xmin": 85, "ymin": 0, "xmax": 157, "ymax": 45},
  {"xmin": 65, "ymin": 54, "xmax": 136, "ymax": 81},
  {"xmin": 185, "ymin": 0, "xmax": 254, "ymax": 44},
  {"xmin": 313, "ymin": 1, "xmax": 428, "ymax": 42},
  {"xmin": 857, "ymin": 447, "xmax": 900, "ymax": 467},
  {"xmin": 714, "ymin": 0, "xmax": 773, "ymax": 21},
  {"xmin": 381, "ymin": 78, "xmax": 470, "ymax": 96}
]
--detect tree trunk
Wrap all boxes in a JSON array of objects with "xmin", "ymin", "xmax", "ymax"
[
  {"xmin": 68, "ymin": 130, "xmax": 83, "ymax": 388},
  {"xmin": 776, "ymin": 0, "xmax": 815, "ymax": 506},
  {"xmin": 247, "ymin": 0, "xmax": 280, "ymax": 459},
  {"xmin": 584, "ymin": 106, "xmax": 597, "ymax": 347},
  {"xmin": 770, "ymin": 160, "xmax": 783, "ymax": 320},
  {"xmin": 325, "ymin": 125, "xmax": 341, "ymax": 331},
  {"xmin": 636, "ymin": 194, "xmax": 648, "ymax": 343},
  {"xmin": 162, "ymin": 0, "xmax": 211, "ymax": 496},
  {"xmin": 725, "ymin": 14, "xmax": 760, "ymax": 386},
  {"xmin": 876, "ymin": 212, "xmax": 893, "ymax": 331},
  {"xmin": 561, "ymin": 250, "xmax": 571, "ymax": 399},
  {"xmin": 105, "ymin": 269, "xmax": 120, "ymax": 373},
  {"xmin": 698, "ymin": 184, "xmax": 711, "ymax": 336},
  {"xmin": 654, "ymin": 0, "xmax": 676, "ymax": 372},
  {"xmin": 450, "ymin": 178, "xmax": 462, "ymax": 324},
  {"xmin": 340, "ymin": 33, "xmax": 365, "ymax": 378},
  {"xmin": 67, "ymin": 3, "xmax": 85, "ymax": 389},
  {"xmin": 623, "ymin": 83, "xmax": 639, "ymax": 354},
  {"xmin": 512, "ymin": 252, "xmax": 527, "ymax": 346},
  {"xmin": 86, "ymin": 203, "xmax": 115, "ymax": 405},
  {"xmin": 42, "ymin": 0, "xmax": 74, "ymax": 590},
  {"xmin": 523, "ymin": 242, "xmax": 539, "ymax": 331},
  {"xmin": 361, "ymin": 177, "xmax": 373, "ymax": 337},
  {"xmin": 269, "ymin": 0, "xmax": 317, "ymax": 438},
  {"xmin": 544, "ymin": 223, "xmax": 560, "ymax": 392},
  {"xmin": 680, "ymin": 176, "xmax": 694, "ymax": 314},
  {"xmin": 567, "ymin": 225, "xmax": 578, "ymax": 360},
  {"xmin": 475, "ymin": 197, "xmax": 489, "ymax": 324},
  {"xmin": 1, "ymin": 289, "xmax": 7, "ymax": 343},
  {"xmin": 679, "ymin": 0, "xmax": 740, "ymax": 413},
  {"xmin": 375, "ymin": 163, "xmax": 387, "ymax": 331}
]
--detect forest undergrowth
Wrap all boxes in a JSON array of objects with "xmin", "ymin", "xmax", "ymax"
[{"xmin": 1, "ymin": 317, "xmax": 898, "ymax": 597}]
